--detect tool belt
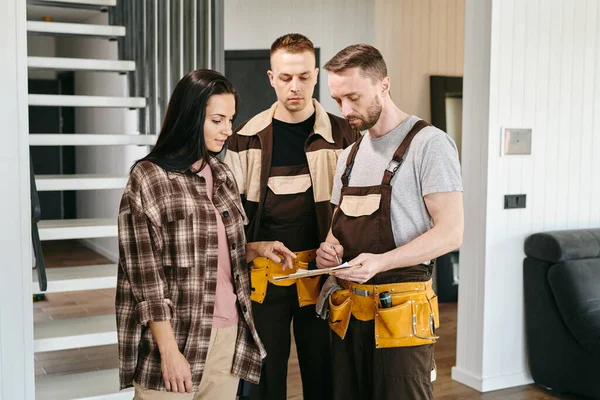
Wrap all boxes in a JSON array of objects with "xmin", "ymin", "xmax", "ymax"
[
  {"xmin": 329, "ymin": 278, "xmax": 440, "ymax": 348},
  {"xmin": 250, "ymin": 249, "xmax": 321, "ymax": 307}
]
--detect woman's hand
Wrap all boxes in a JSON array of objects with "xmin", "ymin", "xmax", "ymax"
[
  {"xmin": 246, "ymin": 241, "xmax": 297, "ymax": 270},
  {"xmin": 159, "ymin": 342, "xmax": 193, "ymax": 393},
  {"xmin": 149, "ymin": 321, "xmax": 192, "ymax": 392}
]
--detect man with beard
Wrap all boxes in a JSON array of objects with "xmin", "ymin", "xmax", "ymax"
[
  {"xmin": 315, "ymin": 44, "xmax": 464, "ymax": 399},
  {"xmin": 225, "ymin": 34, "xmax": 357, "ymax": 400}
]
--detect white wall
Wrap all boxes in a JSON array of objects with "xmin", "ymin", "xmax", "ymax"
[
  {"xmin": 455, "ymin": 0, "xmax": 600, "ymax": 392},
  {"xmin": 0, "ymin": 0, "xmax": 35, "ymax": 398},
  {"xmin": 374, "ymin": 0, "xmax": 465, "ymax": 121},
  {"xmin": 224, "ymin": 0, "xmax": 375, "ymax": 114},
  {"xmin": 453, "ymin": 0, "xmax": 492, "ymax": 390},
  {"xmin": 57, "ymin": 13, "xmax": 147, "ymax": 261}
]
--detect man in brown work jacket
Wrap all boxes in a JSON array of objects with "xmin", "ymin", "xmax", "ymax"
[{"xmin": 225, "ymin": 33, "xmax": 358, "ymax": 400}]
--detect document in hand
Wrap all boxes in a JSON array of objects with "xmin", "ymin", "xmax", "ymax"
[{"xmin": 272, "ymin": 262, "xmax": 359, "ymax": 282}]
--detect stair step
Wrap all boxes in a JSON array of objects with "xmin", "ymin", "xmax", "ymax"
[
  {"xmin": 33, "ymin": 264, "xmax": 117, "ymax": 294},
  {"xmin": 30, "ymin": 134, "xmax": 157, "ymax": 146},
  {"xmin": 29, "ymin": 94, "xmax": 146, "ymax": 108},
  {"xmin": 27, "ymin": 21, "xmax": 124, "ymax": 39},
  {"xmin": 36, "ymin": 174, "xmax": 128, "ymax": 191},
  {"xmin": 28, "ymin": 0, "xmax": 117, "ymax": 10},
  {"xmin": 28, "ymin": 56, "xmax": 134, "ymax": 72},
  {"xmin": 36, "ymin": 369, "xmax": 132, "ymax": 400},
  {"xmin": 35, "ymin": 314, "xmax": 116, "ymax": 352},
  {"xmin": 39, "ymin": 218, "xmax": 117, "ymax": 241}
]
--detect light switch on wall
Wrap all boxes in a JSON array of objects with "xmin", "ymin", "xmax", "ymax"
[{"xmin": 501, "ymin": 128, "xmax": 532, "ymax": 156}]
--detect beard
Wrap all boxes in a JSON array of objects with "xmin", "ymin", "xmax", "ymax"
[{"xmin": 345, "ymin": 96, "xmax": 382, "ymax": 131}]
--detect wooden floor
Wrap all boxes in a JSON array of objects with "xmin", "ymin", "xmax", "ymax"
[{"xmin": 36, "ymin": 240, "xmax": 583, "ymax": 399}]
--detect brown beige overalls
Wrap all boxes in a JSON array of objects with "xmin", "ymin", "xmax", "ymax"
[{"xmin": 329, "ymin": 120, "xmax": 439, "ymax": 400}]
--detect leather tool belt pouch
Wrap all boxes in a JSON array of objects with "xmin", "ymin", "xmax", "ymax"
[
  {"xmin": 250, "ymin": 249, "xmax": 319, "ymax": 307},
  {"xmin": 329, "ymin": 279, "xmax": 440, "ymax": 347},
  {"xmin": 328, "ymin": 289, "xmax": 352, "ymax": 339}
]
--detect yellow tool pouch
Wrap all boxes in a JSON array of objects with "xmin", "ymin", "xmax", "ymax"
[
  {"xmin": 329, "ymin": 289, "xmax": 352, "ymax": 339},
  {"xmin": 330, "ymin": 279, "xmax": 440, "ymax": 348},
  {"xmin": 296, "ymin": 274, "xmax": 321, "ymax": 307},
  {"xmin": 249, "ymin": 263, "xmax": 270, "ymax": 303},
  {"xmin": 250, "ymin": 249, "xmax": 320, "ymax": 306}
]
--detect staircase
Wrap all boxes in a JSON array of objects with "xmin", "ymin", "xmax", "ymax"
[{"xmin": 27, "ymin": 0, "xmax": 153, "ymax": 398}]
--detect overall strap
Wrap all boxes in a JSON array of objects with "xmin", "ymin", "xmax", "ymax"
[
  {"xmin": 341, "ymin": 133, "xmax": 364, "ymax": 186},
  {"xmin": 382, "ymin": 119, "xmax": 430, "ymax": 186}
]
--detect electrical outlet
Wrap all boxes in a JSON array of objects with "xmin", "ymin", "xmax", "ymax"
[{"xmin": 504, "ymin": 194, "xmax": 526, "ymax": 209}]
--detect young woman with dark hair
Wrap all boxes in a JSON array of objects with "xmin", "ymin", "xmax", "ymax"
[{"xmin": 116, "ymin": 69, "xmax": 295, "ymax": 399}]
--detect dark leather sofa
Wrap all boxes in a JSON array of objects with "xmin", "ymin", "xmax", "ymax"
[{"xmin": 524, "ymin": 228, "xmax": 600, "ymax": 399}]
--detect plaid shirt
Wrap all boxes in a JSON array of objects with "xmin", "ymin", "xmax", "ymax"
[{"xmin": 116, "ymin": 156, "xmax": 266, "ymax": 391}]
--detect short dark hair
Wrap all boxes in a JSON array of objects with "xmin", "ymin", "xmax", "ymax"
[
  {"xmin": 270, "ymin": 33, "xmax": 315, "ymax": 57},
  {"xmin": 324, "ymin": 44, "xmax": 387, "ymax": 82},
  {"xmin": 133, "ymin": 69, "xmax": 239, "ymax": 173}
]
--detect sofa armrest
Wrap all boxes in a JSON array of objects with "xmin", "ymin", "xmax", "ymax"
[{"xmin": 525, "ymin": 229, "xmax": 600, "ymax": 263}]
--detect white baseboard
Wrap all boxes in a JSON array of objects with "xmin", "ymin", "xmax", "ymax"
[
  {"xmin": 452, "ymin": 367, "xmax": 534, "ymax": 392},
  {"xmin": 481, "ymin": 372, "xmax": 533, "ymax": 392},
  {"xmin": 452, "ymin": 367, "xmax": 483, "ymax": 391},
  {"xmin": 80, "ymin": 239, "xmax": 118, "ymax": 263}
]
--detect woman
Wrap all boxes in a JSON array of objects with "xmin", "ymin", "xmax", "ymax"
[{"xmin": 116, "ymin": 69, "xmax": 295, "ymax": 399}]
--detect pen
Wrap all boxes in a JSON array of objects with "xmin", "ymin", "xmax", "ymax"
[{"xmin": 330, "ymin": 244, "xmax": 341, "ymax": 265}]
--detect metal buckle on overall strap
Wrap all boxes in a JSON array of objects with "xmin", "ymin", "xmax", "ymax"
[{"xmin": 386, "ymin": 159, "xmax": 402, "ymax": 175}]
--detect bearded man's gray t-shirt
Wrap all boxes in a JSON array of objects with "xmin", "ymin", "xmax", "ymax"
[{"xmin": 331, "ymin": 115, "xmax": 463, "ymax": 247}]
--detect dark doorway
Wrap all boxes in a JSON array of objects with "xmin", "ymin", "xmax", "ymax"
[
  {"xmin": 430, "ymin": 75, "xmax": 463, "ymax": 303},
  {"xmin": 28, "ymin": 72, "xmax": 76, "ymax": 220},
  {"xmin": 225, "ymin": 49, "xmax": 320, "ymax": 126},
  {"xmin": 430, "ymin": 76, "xmax": 463, "ymax": 133}
]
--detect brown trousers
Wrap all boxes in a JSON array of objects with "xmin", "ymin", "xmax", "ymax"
[
  {"xmin": 249, "ymin": 283, "xmax": 332, "ymax": 400},
  {"xmin": 332, "ymin": 317, "xmax": 434, "ymax": 400}
]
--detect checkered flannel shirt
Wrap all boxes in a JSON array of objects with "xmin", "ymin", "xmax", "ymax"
[{"xmin": 116, "ymin": 156, "xmax": 266, "ymax": 391}]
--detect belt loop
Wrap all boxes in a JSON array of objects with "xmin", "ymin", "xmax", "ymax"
[{"xmin": 352, "ymin": 287, "xmax": 372, "ymax": 297}]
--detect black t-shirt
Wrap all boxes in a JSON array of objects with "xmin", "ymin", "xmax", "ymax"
[
  {"xmin": 256, "ymin": 112, "xmax": 320, "ymax": 252},
  {"xmin": 271, "ymin": 112, "xmax": 316, "ymax": 166}
]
